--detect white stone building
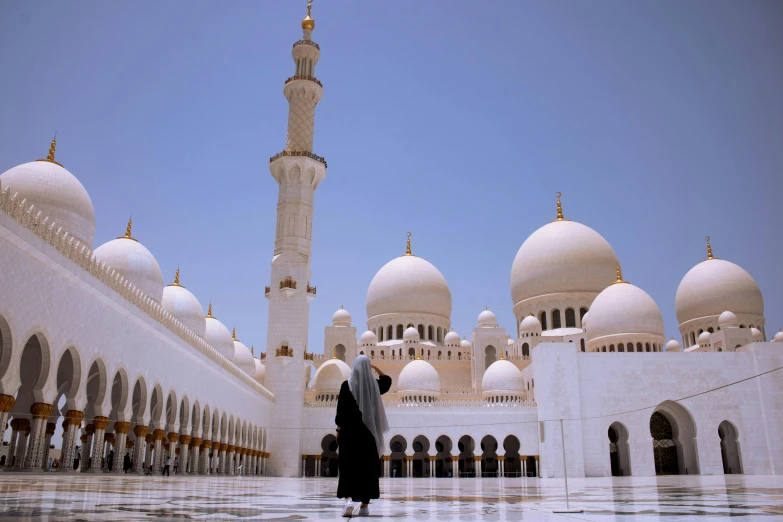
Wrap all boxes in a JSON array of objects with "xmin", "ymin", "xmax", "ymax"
[{"xmin": 1, "ymin": 5, "xmax": 782, "ymax": 481}]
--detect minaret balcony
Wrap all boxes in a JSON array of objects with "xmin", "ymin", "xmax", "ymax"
[
  {"xmin": 285, "ymin": 75, "xmax": 322, "ymax": 87},
  {"xmin": 306, "ymin": 284, "xmax": 317, "ymax": 302},
  {"xmin": 264, "ymin": 286, "xmax": 271, "ymax": 299},
  {"xmin": 280, "ymin": 278, "xmax": 297, "ymax": 299},
  {"xmin": 269, "ymin": 150, "xmax": 327, "ymax": 168},
  {"xmin": 293, "ymin": 40, "xmax": 320, "ymax": 50},
  {"xmin": 276, "ymin": 345, "xmax": 294, "ymax": 358}
]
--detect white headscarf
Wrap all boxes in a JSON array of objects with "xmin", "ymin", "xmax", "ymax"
[{"xmin": 347, "ymin": 355, "xmax": 390, "ymax": 456}]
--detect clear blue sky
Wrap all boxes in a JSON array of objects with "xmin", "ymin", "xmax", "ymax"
[{"xmin": 1, "ymin": 1, "xmax": 781, "ymax": 353}]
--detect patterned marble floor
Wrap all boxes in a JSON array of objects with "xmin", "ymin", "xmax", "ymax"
[{"xmin": 0, "ymin": 473, "xmax": 781, "ymax": 521}]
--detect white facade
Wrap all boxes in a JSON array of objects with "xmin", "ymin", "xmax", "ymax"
[{"xmin": 1, "ymin": 6, "xmax": 782, "ymax": 482}]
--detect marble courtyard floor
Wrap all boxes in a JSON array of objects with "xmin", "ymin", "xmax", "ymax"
[{"xmin": 0, "ymin": 474, "xmax": 782, "ymax": 521}]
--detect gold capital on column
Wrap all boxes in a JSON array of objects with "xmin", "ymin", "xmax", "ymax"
[
  {"xmin": 133, "ymin": 425, "xmax": 149, "ymax": 438},
  {"xmin": 114, "ymin": 421, "xmax": 131, "ymax": 434},
  {"xmin": 179, "ymin": 434, "xmax": 191, "ymax": 445},
  {"xmin": 0, "ymin": 394, "xmax": 15, "ymax": 412},
  {"xmin": 65, "ymin": 410, "xmax": 84, "ymax": 425},
  {"xmin": 473, "ymin": 456, "xmax": 482, "ymax": 462},
  {"xmin": 191, "ymin": 437, "xmax": 202, "ymax": 447},
  {"xmin": 405, "ymin": 455, "xmax": 413, "ymax": 462},
  {"xmin": 152, "ymin": 429, "xmax": 165, "ymax": 441},
  {"xmin": 496, "ymin": 455, "xmax": 505, "ymax": 461},
  {"xmin": 93, "ymin": 416, "xmax": 109, "ymax": 430},
  {"xmin": 105, "ymin": 433, "xmax": 115, "ymax": 444},
  {"xmin": 145, "ymin": 433, "xmax": 153, "ymax": 443},
  {"xmin": 227, "ymin": 444, "xmax": 235, "ymax": 453},
  {"xmin": 85, "ymin": 424, "xmax": 95, "ymax": 435},
  {"xmin": 220, "ymin": 443, "xmax": 228, "ymax": 451},
  {"xmin": 126, "ymin": 440, "xmax": 135, "ymax": 448},
  {"xmin": 167, "ymin": 432, "xmax": 178, "ymax": 443},
  {"xmin": 212, "ymin": 441, "xmax": 220, "ymax": 451},
  {"xmin": 46, "ymin": 422, "xmax": 56, "ymax": 436},
  {"xmin": 428, "ymin": 456, "xmax": 436, "ymax": 462},
  {"xmin": 382, "ymin": 455, "xmax": 390, "ymax": 461},
  {"xmin": 201, "ymin": 439, "xmax": 211, "ymax": 449},
  {"xmin": 30, "ymin": 402, "xmax": 54, "ymax": 419},
  {"xmin": 313, "ymin": 454, "xmax": 322, "ymax": 461}
]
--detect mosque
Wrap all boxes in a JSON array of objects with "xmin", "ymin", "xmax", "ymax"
[{"xmin": 1, "ymin": 5, "xmax": 782, "ymax": 481}]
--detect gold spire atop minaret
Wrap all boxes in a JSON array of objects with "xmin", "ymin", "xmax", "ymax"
[
  {"xmin": 302, "ymin": 1, "xmax": 315, "ymax": 30},
  {"xmin": 168, "ymin": 267, "xmax": 182, "ymax": 287},
  {"xmin": 612, "ymin": 264, "xmax": 628, "ymax": 285},
  {"xmin": 117, "ymin": 216, "xmax": 138, "ymax": 241},
  {"xmin": 37, "ymin": 135, "xmax": 63, "ymax": 167},
  {"xmin": 206, "ymin": 302, "xmax": 214, "ymax": 318},
  {"xmin": 554, "ymin": 191, "xmax": 567, "ymax": 221},
  {"xmin": 706, "ymin": 236, "xmax": 714, "ymax": 260},
  {"xmin": 405, "ymin": 232, "xmax": 412, "ymax": 256},
  {"xmin": 232, "ymin": 327, "xmax": 237, "ymax": 341}
]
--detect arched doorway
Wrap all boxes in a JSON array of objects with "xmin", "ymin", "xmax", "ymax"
[
  {"xmin": 480, "ymin": 435, "xmax": 498, "ymax": 477},
  {"xmin": 484, "ymin": 346, "xmax": 497, "ymax": 370},
  {"xmin": 503, "ymin": 435, "xmax": 521, "ymax": 477},
  {"xmin": 608, "ymin": 422, "xmax": 630, "ymax": 476},
  {"xmin": 320, "ymin": 434, "xmax": 338, "ymax": 477},
  {"xmin": 650, "ymin": 402, "xmax": 699, "ymax": 475},
  {"xmin": 718, "ymin": 421, "xmax": 742, "ymax": 475},
  {"xmin": 411, "ymin": 435, "xmax": 429, "ymax": 477},
  {"xmin": 458, "ymin": 435, "xmax": 475, "ymax": 477},
  {"xmin": 334, "ymin": 344, "xmax": 346, "ymax": 362},
  {"xmin": 434, "ymin": 436, "xmax": 452, "ymax": 477},
  {"xmin": 389, "ymin": 435, "xmax": 406, "ymax": 478}
]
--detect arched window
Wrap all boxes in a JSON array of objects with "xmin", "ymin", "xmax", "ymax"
[
  {"xmin": 397, "ymin": 324, "xmax": 404, "ymax": 339},
  {"xmin": 437, "ymin": 327, "xmax": 443, "ymax": 343},
  {"xmin": 408, "ymin": 348, "xmax": 415, "ymax": 359},
  {"xmin": 522, "ymin": 343, "xmax": 529, "ymax": 357},
  {"xmin": 708, "ymin": 327, "xmax": 714, "ymax": 334},
  {"xmin": 580, "ymin": 338, "xmax": 585, "ymax": 352},
  {"xmin": 380, "ymin": 350, "xmax": 385, "ymax": 358},
  {"xmin": 458, "ymin": 352, "xmax": 462, "ymax": 360},
  {"xmin": 690, "ymin": 332, "xmax": 696, "ymax": 346},
  {"xmin": 565, "ymin": 308, "xmax": 576, "ymax": 328},
  {"xmin": 602, "ymin": 346, "xmax": 607, "ymax": 352},
  {"xmin": 552, "ymin": 309, "xmax": 562, "ymax": 329},
  {"xmin": 636, "ymin": 342, "xmax": 642, "ymax": 352},
  {"xmin": 418, "ymin": 324, "xmax": 425, "ymax": 338},
  {"xmin": 428, "ymin": 325, "xmax": 433, "ymax": 340},
  {"xmin": 618, "ymin": 343, "xmax": 625, "ymax": 352},
  {"xmin": 438, "ymin": 351, "xmax": 442, "ymax": 360},
  {"xmin": 370, "ymin": 350, "xmax": 375, "ymax": 358},
  {"xmin": 645, "ymin": 343, "xmax": 651, "ymax": 352},
  {"xmin": 447, "ymin": 350, "xmax": 452, "ymax": 359},
  {"xmin": 539, "ymin": 311, "xmax": 548, "ymax": 331},
  {"xmin": 398, "ymin": 348, "xmax": 402, "ymax": 358},
  {"xmin": 388, "ymin": 325, "xmax": 393, "ymax": 340},
  {"xmin": 609, "ymin": 344, "xmax": 615, "ymax": 352},
  {"xmin": 378, "ymin": 328, "xmax": 383, "ymax": 342},
  {"xmin": 579, "ymin": 307, "xmax": 588, "ymax": 324}
]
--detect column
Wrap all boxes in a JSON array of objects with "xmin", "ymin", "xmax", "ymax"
[
  {"xmin": 79, "ymin": 429, "xmax": 92, "ymax": 471},
  {"xmin": 263, "ymin": 452, "xmax": 269, "ymax": 475},
  {"xmin": 226, "ymin": 445, "xmax": 235, "ymax": 475},
  {"xmin": 89, "ymin": 417, "xmax": 109, "ymax": 471},
  {"xmin": 301, "ymin": 455, "xmax": 307, "ymax": 477},
  {"xmin": 0, "ymin": 394, "xmax": 14, "ymax": 445},
  {"xmin": 178, "ymin": 435, "xmax": 191, "ymax": 474},
  {"xmin": 5, "ymin": 418, "xmax": 20, "ymax": 468},
  {"xmin": 497, "ymin": 455, "xmax": 505, "ymax": 477},
  {"xmin": 405, "ymin": 455, "xmax": 413, "ymax": 478},
  {"xmin": 200, "ymin": 439, "xmax": 211, "ymax": 474},
  {"xmin": 219, "ymin": 444, "xmax": 228, "ymax": 474},
  {"xmin": 151, "ymin": 429, "xmax": 165, "ymax": 473},
  {"xmin": 25, "ymin": 403, "xmax": 53, "ymax": 469},
  {"xmin": 382, "ymin": 456, "xmax": 389, "ymax": 477},
  {"xmin": 14, "ymin": 419, "xmax": 32, "ymax": 469},
  {"xmin": 112, "ymin": 423, "xmax": 131, "ymax": 473},
  {"xmin": 314, "ymin": 455, "xmax": 321, "ymax": 477},
  {"xmin": 249, "ymin": 450, "xmax": 257, "ymax": 476},
  {"xmin": 41, "ymin": 422, "xmax": 56, "ymax": 470},
  {"xmin": 212, "ymin": 442, "xmax": 221, "ymax": 474},
  {"xmin": 132, "ymin": 425, "xmax": 148, "ymax": 474},
  {"xmin": 475, "ymin": 456, "xmax": 482, "ymax": 478},
  {"xmin": 521, "ymin": 455, "xmax": 527, "ymax": 478},
  {"xmin": 104, "ymin": 433, "xmax": 115, "ymax": 471},
  {"xmin": 451, "ymin": 456, "xmax": 459, "ymax": 478},
  {"xmin": 190, "ymin": 437, "xmax": 201, "ymax": 475},
  {"xmin": 59, "ymin": 411, "xmax": 83, "ymax": 472},
  {"xmin": 167, "ymin": 432, "xmax": 178, "ymax": 472},
  {"xmin": 534, "ymin": 455, "xmax": 540, "ymax": 478}
]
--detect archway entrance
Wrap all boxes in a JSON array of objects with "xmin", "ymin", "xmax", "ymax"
[
  {"xmin": 484, "ymin": 346, "xmax": 497, "ymax": 370},
  {"xmin": 650, "ymin": 402, "xmax": 699, "ymax": 475},
  {"xmin": 718, "ymin": 421, "xmax": 742, "ymax": 475},
  {"xmin": 320, "ymin": 434, "xmax": 338, "ymax": 477},
  {"xmin": 608, "ymin": 422, "xmax": 630, "ymax": 476},
  {"xmin": 389, "ymin": 436, "xmax": 406, "ymax": 478},
  {"xmin": 458, "ymin": 435, "xmax": 475, "ymax": 477},
  {"xmin": 411, "ymin": 436, "xmax": 429, "ymax": 477},
  {"xmin": 434, "ymin": 436, "xmax": 452, "ymax": 477},
  {"xmin": 503, "ymin": 435, "xmax": 521, "ymax": 477},
  {"xmin": 480, "ymin": 435, "xmax": 498, "ymax": 477}
]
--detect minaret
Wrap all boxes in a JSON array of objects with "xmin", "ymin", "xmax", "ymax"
[{"xmin": 264, "ymin": 2, "xmax": 327, "ymax": 477}]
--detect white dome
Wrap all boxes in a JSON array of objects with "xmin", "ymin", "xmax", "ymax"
[
  {"xmin": 698, "ymin": 331, "xmax": 711, "ymax": 344},
  {"xmin": 359, "ymin": 330, "xmax": 378, "ymax": 346},
  {"xmin": 482, "ymin": 359, "xmax": 523, "ymax": 394},
  {"xmin": 665, "ymin": 339, "xmax": 683, "ymax": 352},
  {"xmin": 460, "ymin": 338, "xmax": 472, "ymax": 350},
  {"xmin": 520, "ymin": 314, "xmax": 542, "ymax": 335},
  {"xmin": 444, "ymin": 330, "xmax": 460, "ymax": 347},
  {"xmin": 253, "ymin": 358, "xmax": 266, "ymax": 385},
  {"xmin": 774, "ymin": 330, "xmax": 783, "ymax": 342},
  {"xmin": 478, "ymin": 308, "xmax": 497, "ymax": 328},
  {"xmin": 161, "ymin": 276, "xmax": 206, "ymax": 338},
  {"xmin": 332, "ymin": 307, "xmax": 351, "ymax": 327},
  {"xmin": 312, "ymin": 358, "xmax": 351, "ymax": 393},
  {"xmin": 718, "ymin": 310, "xmax": 740, "ymax": 328},
  {"xmin": 366, "ymin": 254, "xmax": 451, "ymax": 319},
  {"xmin": 751, "ymin": 327, "xmax": 763, "ymax": 342},
  {"xmin": 397, "ymin": 359, "xmax": 440, "ymax": 395},
  {"xmin": 511, "ymin": 220, "xmax": 618, "ymax": 307},
  {"xmin": 581, "ymin": 311, "xmax": 590, "ymax": 329},
  {"xmin": 403, "ymin": 326, "xmax": 420, "ymax": 342},
  {"xmin": 204, "ymin": 307, "xmax": 234, "ymax": 359},
  {"xmin": 675, "ymin": 258, "xmax": 763, "ymax": 325},
  {"xmin": 587, "ymin": 281, "xmax": 664, "ymax": 343},
  {"xmin": 93, "ymin": 224, "xmax": 164, "ymax": 302},
  {"xmin": 0, "ymin": 153, "xmax": 96, "ymax": 248},
  {"xmin": 233, "ymin": 338, "xmax": 255, "ymax": 375}
]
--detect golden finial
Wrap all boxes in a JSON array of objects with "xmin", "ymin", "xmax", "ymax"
[
  {"xmin": 117, "ymin": 215, "xmax": 138, "ymax": 241},
  {"xmin": 332, "ymin": 347, "xmax": 337, "ymax": 359},
  {"xmin": 405, "ymin": 232, "xmax": 412, "ymax": 256},
  {"xmin": 612, "ymin": 264, "xmax": 628, "ymax": 284},
  {"xmin": 174, "ymin": 267, "xmax": 180, "ymax": 285},
  {"xmin": 232, "ymin": 327, "xmax": 237, "ymax": 341},
  {"xmin": 555, "ymin": 192, "xmax": 564, "ymax": 221},
  {"xmin": 302, "ymin": 1, "xmax": 315, "ymax": 30},
  {"xmin": 37, "ymin": 134, "xmax": 63, "ymax": 166},
  {"xmin": 706, "ymin": 236, "xmax": 714, "ymax": 260},
  {"xmin": 499, "ymin": 348, "xmax": 505, "ymax": 360},
  {"xmin": 416, "ymin": 349, "xmax": 422, "ymax": 360},
  {"xmin": 206, "ymin": 302, "xmax": 214, "ymax": 318}
]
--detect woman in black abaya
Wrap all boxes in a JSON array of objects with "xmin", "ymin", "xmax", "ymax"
[{"xmin": 335, "ymin": 355, "xmax": 391, "ymax": 517}]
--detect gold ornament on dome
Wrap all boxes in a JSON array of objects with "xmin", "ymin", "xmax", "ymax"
[
  {"xmin": 611, "ymin": 264, "xmax": 629, "ymax": 285},
  {"xmin": 405, "ymin": 232, "xmax": 413, "ymax": 256},
  {"xmin": 206, "ymin": 302, "xmax": 215, "ymax": 319},
  {"xmin": 117, "ymin": 216, "xmax": 138, "ymax": 242},
  {"xmin": 168, "ymin": 267, "xmax": 182, "ymax": 287},
  {"xmin": 553, "ymin": 192, "xmax": 570, "ymax": 222},
  {"xmin": 302, "ymin": 1, "xmax": 315, "ymax": 30},
  {"xmin": 705, "ymin": 236, "xmax": 715, "ymax": 260},
  {"xmin": 36, "ymin": 134, "xmax": 63, "ymax": 167}
]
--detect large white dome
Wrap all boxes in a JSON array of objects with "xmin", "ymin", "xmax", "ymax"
[
  {"xmin": 93, "ymin": 221, "xmax": 164, "ymax": 302},
  {"xmin": 511, "ymin": 220, "xmax": 618, "ymax": 307},
  {"xmin": 1, "ymin": 156, "xmax": 96, "ymax": 248},
  {"xmin": 675, "ymin": 258, "xmax": 763, "ymax": 325},
  {"xmin": 204, "ymin": 305, "xmax": 234, "ymax": 360},
  {"xmin": 312, "ymin": 358, "xmax": 351, "ymax": 393},
  {"xmin": 161, "ymin": 271, "xmax": 206, "ymax": 338},
  {"xmin": 397, "ymin": 359, "xmax": 440, "ymax": 395},
  {"xmin": 366, "ymin": 254, "xmax": 451, "ymax": 320},
  {"xmin": 253, "ymin": 358, "xmax": 266, "ymax": 385},
  {"xmin": 232, "ymin": 332, "xmax": 256, "ymax": 376},
  {"xmin": 482, "ymin": 359, "xmax": 523, "ymax": 395},
  {"xmin": 587, "ymin": 280, "xmax": 664, "ymax": 344}
]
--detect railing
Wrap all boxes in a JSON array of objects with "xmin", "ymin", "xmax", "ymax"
[
  {"xmin": 276, "ymin": 346, "xmax": 294, "ymax": 357},
  {"xmin": 264, "ymin": 286, "xmax": 270, "ymax": 295},
  {"xmin": 304, "ymin": 351, "xmax": 314, "ymax": 361},
  {"xmin": 293, "ymin": 39, "xmax": 320, "ymax": 50},
  {"xmin": 280, "ymin": 279, "xmax": 297, "ymax": 290},
  {"xmin": 269, "ymin": 150, "xmax": 328, "ymax": 168},
  {"xmin": 307, "ymin": 284, "xmax": 316, "ymax": 295},
  {"xmin": 285, "ymin": 75, "xmax": 322, "ymax": 87},
  {"xmin": 303, "ymin": 396, "xmax": 536, "ymax": 409}
]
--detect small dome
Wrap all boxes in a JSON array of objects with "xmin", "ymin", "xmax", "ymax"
[
  {"xmin": 161, "ymin": 274, "xmax": 206, "ymax": 338},
  {"xmin": 359, "ymin": 330, "xmax": 378, "ymax": 346},
  {"xmin": 233, "ymin": 337, "xmax": 256, "ymax": 375},
  {"xmin": 204, "ymin": 305, "xmax": 234, "ymax": 359},
  {"xmin": 93, "ymin": 224, "xmax": 164, "ymax": 302},
  {"xmin": 253, "ymin": 358, "xmax": 266, "ymax": 385},
  {"xmin": 0, "ymin": 148, "xmax": 96, "ymax": 248},
  {"xmin": 751, "ymin": 327, "xmax": 763, "ymax": 342},
  {"xmin": 675, "ymin": 258, "xmax": 763, "ymax": 325},
  {"xmin": 665, "ymin": 339, "xmax": 683, "ymax": 352},
  {"xmin": 397, "ymin": 359, "xmax": 440, "ymax": 395},
  {"xmin": 587, "ymin": 281, "xmax": 664, "ymax": 344},
  {"xmin": 460, "ymin": 338, "xmax": 472, "ymax": 350},
  {"xmin": 482, "ymin": 359, "xmax": 523, "ymax": 395},
  {"xmin": 698, "ymin": 331, "xmax": 711, "ymax": 344},
  {"xmin": 520, "ymin": 314, "xmax": 542, "ymax": 335},
  {"xmin": 581, "ymin": 311, "xmax": 589, "ymax": 330},
  {"xmin": 312, "ymin": 358, "xmax": 351, "ymax": 393},
  {"xmin": 478, "ymin": 308, "xmax": 497, "ymax": 328},
  {"xmin": 403, "ymin": 326, "xmax": 420, "ymax": 342},
  {"xmin": 774, "ymin": 330, "xmax": 783, "ymax": 342},
  {"xmin": 444, "ymin": 330, "xmax": 460, "ymax": 347},
  {"xmin": 332, "ymin": 307, "xmax": 351, "ymax": 327},
  {"xmin": 366, "ymin": 253, "xmax": 452, "ymax": 320},
  {"xmin": 718, "ymin": 310, "xmax": 739, "ymax": 328}
]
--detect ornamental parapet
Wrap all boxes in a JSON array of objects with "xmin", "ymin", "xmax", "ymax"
[
  {"xmin": 285, "ymin": 75, "xmax": 322, "ymax": 87},
  {"xmin": 280, "ymin": 279, "xmax": 297, "ymax": 290},
  {"xmin": 307, "ymin": 284, "xmax": 316, "ymax": 295},
  {"xmin": 276, "ymin": 345, "xmax": 294, "ymax": 357},
  {"xmin": 269, "ymin": 150, "xmax": 327, "ymax": 168},
  {"xmin": 293, "ymin": 39, "xmax": 320, "ymax": 50}
]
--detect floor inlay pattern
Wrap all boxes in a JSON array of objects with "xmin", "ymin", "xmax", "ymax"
[{"xmin": 0, "ymin": 474, "xmax": 781, "ymax": 520}]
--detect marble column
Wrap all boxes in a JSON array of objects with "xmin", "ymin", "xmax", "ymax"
[
  {"xmin": 405, "ymin": 455, "xmax": 413, "ymax": 478},
  {"xmin": 219, "ymin": 444, "xmax": 228, "ymax": 474},
  {"xmin": 132, "ymin": 425, "xmax": 148, "ymax": 474},
  {"xmin": 143, "ymin": 433, "xmax": 154, "ymax": 469},
  {"xmin": 14, "ymin": 419, "xmax": 32, "ymax": 469},
  {"xmin": 429, "ymin": 456, "xmax": 436, "ymax": 477},
  {"xmin": 211, "ymin": 442, "xmax": 221, "ymax": 474},
  {"xmin": 301, "ymin": 455, "xmax": 307, "ymax": 477},
  {"xmin": 497, "ymin": 455, "xmax": 505, "ymax": 477},
  {"xmin": 226, "ymin": 445, "xmax": 235, "ymax": 475},
  {"xmin": 5, "ymin": 418, "xmax": 21, "ymax": 468},
  {"xmin": 152, "ymin": 429, "xmax": 165, "ymax": 473},
  {"xmin": 0, "ymin": 394, "xmax": 14, "ymax": 446},
  {"xmin": 59, "ymin": 411, "xmax": 83, "ymax": 472},
  {"xmin": 80, "ymin": 427, "xmax": 92, "ymax": 472},
  {"xmin": 178, "ymin": 435, "xmax": 191, "ymax": 474},
  {"xmin": 314, "ymin": 454, "xmax": 321, "ymax": 477},
  {"xmin": 190, "ymin": 438, "xmax": 201, "ymax": 475},
  {"xmin": 113, "ymin": 423, "xmax": 131, "ymax": 473},
  {"xmin": 200, "ymin": 439, "xmax": 211, "ymax": 474},
  {"xmin": 41, "ymin": 422, "xmax": 56, "ymax": 470},
  {"xmin": 521, "ymin": 455, "xmax": 527, "ymax": 478},
  {"xmin": 451, "ymin": 456, "xmax": 459, "ymax": 478},
  {"xmin": 534, "ymin": 455, "xmax": 539, "ymax": 478},
  {"xmin": 24, "ymin": 406, "xmax": 51, "ymax": 469},
  {"xmin": 475, "ymin": 456, "xmax": 482, "ymax": 478},
  {"xmin": 88, "ymin": 417, "xmax": 109, "ymax": 471},
  {"xmin": 382, "ymin": 455, "xmax": 390, "ymax": 477},
  {"xmin": 167, "ymin": 432, "xmax": 178, "ymax": 471}
]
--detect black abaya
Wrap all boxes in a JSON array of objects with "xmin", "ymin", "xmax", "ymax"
[{"xmin": 335, "ymin": 375, "xmax": 392, "ymax": 502}]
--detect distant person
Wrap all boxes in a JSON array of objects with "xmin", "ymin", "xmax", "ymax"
[
  {"xmin": 107, "ymin": 450, "xmax": 114, "ymax": 472},
  {"xmin": 335, "ymin": 355, "xmax": 391, "ymax": 518},
  {"xmin": 0, "ymin": 456, "xmax": 5, "ymax": 466},
  {"xmin": 123, "ymin": 453, "xmax": 131, "ymax": 473},
  {"xmin": 47, "ymin": 458, "xmax": 53, "ymax": 471},
  {"xmin": 163, "ymin": 455, "xmax": 171, "ymax": 476},
  {"xmin": 174, "ymin": 456, "xmax": 179, "ymax": 474}
]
